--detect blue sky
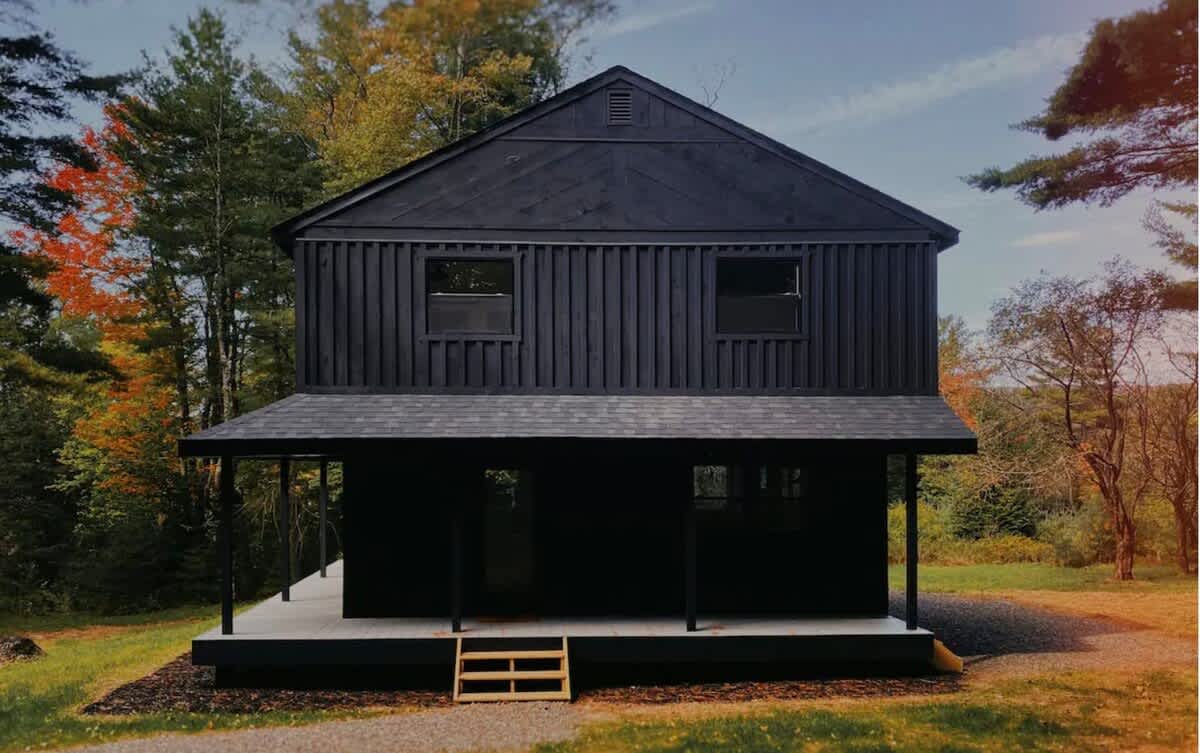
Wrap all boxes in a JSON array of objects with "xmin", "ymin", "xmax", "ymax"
[{"xmin": 31, "ymin": 0, "xmax": 1184, "ymax": 331}]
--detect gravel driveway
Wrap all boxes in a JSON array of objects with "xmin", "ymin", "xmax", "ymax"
[
  {"xmin": 66, "ymin": 593, "xmax": 1195, "ymax": 753},
  {"xmin": 890, "ymin": 591, "xmax": 1196, "ymax": 678},
  {"xmin": 66, "ymin": 702, "xmax": 587, "ymax": 753}
]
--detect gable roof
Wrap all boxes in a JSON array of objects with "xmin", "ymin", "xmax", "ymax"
[{"xmin": 272, "ymin": 66, "xmax": 959, "ymax": 250}]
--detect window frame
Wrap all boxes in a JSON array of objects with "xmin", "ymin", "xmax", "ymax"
[
  {"xmin": 417, "ymin": 249, "xmax": 524, "ymax": 342},
  {"xmin": 712, "ymin": 254, "xmax": 809, "ymax": 340}
]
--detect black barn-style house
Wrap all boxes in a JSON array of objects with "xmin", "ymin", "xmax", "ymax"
[{"xmin": 181, "ymin": 66, "xmax": 975, "ymax": 698}]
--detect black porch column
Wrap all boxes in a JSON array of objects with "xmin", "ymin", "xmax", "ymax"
[
  {"xmin": 279, "ymin": 458, "xmax": 291, "ymax": 602},
  {"xmin": 219, "ymin": 455, "xmax": 235, "ymax": 635},
  {"xmin": 451, "ymin": 497, "xmax": 463, "ymax": 633},
  {"xmin": 685, "ymin": 495, "xmax": 697, "ymax": 632},
  {"xmin": 905, "ymin": 453, "xmax": 918, "ymax": 630},
  {"xmin": 319, "ymin": 460, "xmax": 328, "ymax": 578}
]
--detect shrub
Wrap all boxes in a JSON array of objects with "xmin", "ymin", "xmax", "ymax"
[
  {"xmin": 949, "ymin": 485, "xmax": 1038, "ymax": 540},
  {"xmin": 1036, "ymin": 501, "xmax": 1112, "ymax": 567}
]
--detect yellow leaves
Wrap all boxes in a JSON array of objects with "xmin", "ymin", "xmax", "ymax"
[{"xmin": 290, "ymin": 0, "xmax": 549, "ymax": 194}]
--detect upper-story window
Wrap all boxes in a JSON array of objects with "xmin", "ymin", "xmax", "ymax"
[
  {"xmin": 716, "ymin": 259, "xmax": 802, "ymax": 334},
  {"xmin": 427, "ymin": 259, "xmax": 514, "ymax": 334}
]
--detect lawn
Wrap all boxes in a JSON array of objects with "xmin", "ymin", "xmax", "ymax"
[
  {"xmin": 547, "ymin": 670, "xmax": 1196, "ymax": 753},
  {"xmin": 887, "ymin": 562, "xmax": 1197, "ymax": 593},
  {"xmin": 0, "ymin": 605, "xmax": 374, "ymax": 752},
  {"xmin": 889, "ymin": 562, "xmax": 1198, "ymax": 638},
  {"xmin": 1, "ymin": 562, "xmax": 1195, "ymax": 752}
]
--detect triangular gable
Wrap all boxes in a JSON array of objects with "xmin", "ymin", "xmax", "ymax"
[{"xmin": 274, "ymin": 67, "xmax": 959, "ymax": 248}]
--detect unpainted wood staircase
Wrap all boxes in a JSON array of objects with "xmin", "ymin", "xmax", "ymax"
[{"xmin": 453, "ymin": 637, "xmax": 571, "ymax": 702}]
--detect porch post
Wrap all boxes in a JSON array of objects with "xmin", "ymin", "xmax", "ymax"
[
  {"xmin": 219, "ymin": 455, "xmax": 235, "ymax": 635},
  {"xmin": 685, "ymin": 493, "xmax": 697, "ymax": 632},
  {"xmin": 451, "ymin": 496, "xmax": 463, "ymax": 633},
  {"xmin": 905, "ymin": 452, "xmax": 918, "ymax": 630},
  {"xmin": 279, "ymin": 458, "xmax": 291, "ymax": 602},
  {"xmin": 319, "ymin": 460, "xmax": 328, "ymax": 578}
]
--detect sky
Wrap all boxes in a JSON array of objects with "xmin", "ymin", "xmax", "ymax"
[{"xmin": 28, "ymin": 0, "xmax": 1189, "ymax": 332}]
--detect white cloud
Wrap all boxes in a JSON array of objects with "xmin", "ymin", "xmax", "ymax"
[
  {"xmin": 762, "ymin": 31, "xmax": 1087, "ymax": 135},
  {"xmin": 1012, "ymin": 230, "xmax": 1083, "ymax": 248},
  {"xmin": 591, "ymin": 2, "xmax": 716, "ymax": 39}
]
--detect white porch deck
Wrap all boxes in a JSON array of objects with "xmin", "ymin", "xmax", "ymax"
[
  {"xmin": 194, "ymin": 558, "xmax": 926, "ymax": 666},
  {"xmin": 196, "ymin": 560, "xmax": 926, "ymax": 642}
]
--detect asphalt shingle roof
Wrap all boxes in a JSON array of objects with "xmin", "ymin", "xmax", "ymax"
[{"xmin": 179, "ymin": 393, "xmax": 974, "ymax": 454}]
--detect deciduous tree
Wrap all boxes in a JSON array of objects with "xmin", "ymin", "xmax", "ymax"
[{"xmin": 989, "ymin": 259, "xmax": 1167, "ymax": 579}]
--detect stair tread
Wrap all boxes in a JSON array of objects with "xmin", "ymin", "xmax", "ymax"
[
  {"xmin": 460, "ymin": 669, "xmax": 566, "ymax": 681},
  {"xmin": 456, "ymin": 690, "xmax": 571, "ymax": 702},
  {"xmin": 460, "ymin": 650, "xmax": 564, "ymax": 660}
]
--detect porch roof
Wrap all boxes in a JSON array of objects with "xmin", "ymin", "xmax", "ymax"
[{"xmin": 178, "ymin": 393, "xmax": 976, "ymax": 457}]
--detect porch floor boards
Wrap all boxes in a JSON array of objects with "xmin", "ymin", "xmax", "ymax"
[{"xmin": 197, "ymin": 560, "xmax": 929, "ymax": 642}]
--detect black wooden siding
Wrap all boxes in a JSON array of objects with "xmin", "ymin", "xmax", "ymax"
[{"xmin": 294, "ymin": 240, "xmax": 937, "ymax": 394}]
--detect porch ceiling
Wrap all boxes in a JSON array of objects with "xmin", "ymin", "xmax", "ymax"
[{"xmin": 178, "ymin": 393, "xmax": 975, "ymax": 457}]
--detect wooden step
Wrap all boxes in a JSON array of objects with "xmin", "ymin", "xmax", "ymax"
[
  {"xmin": 460, "ymin": 669, "xmax": 566, "ymax": 681},
  {"xmin": 459, "ymin": 649, "xmax": 564, "ymax": 661},
  {"xmin": 453, "ymin": 637, "xmax": 572, "ymax": 703},
  {"xmin": 455, "ymin": 690, "xmax": 572, "ymax": 702}
]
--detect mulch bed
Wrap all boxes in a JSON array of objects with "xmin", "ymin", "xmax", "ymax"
[
  {"xmin": 84, "ymin": 653, "xmax": 960, "ymax": 715},
  {"xmin": 0, "ymin": 635, "xmax": 43, "ymax": 665},
  {"xmin": 83, "ymin": 654, "xmax": 452, "ymax": 715},
  {"xmin": 576, "ymin": 675, "xmax": 961, "ymax": 704}
]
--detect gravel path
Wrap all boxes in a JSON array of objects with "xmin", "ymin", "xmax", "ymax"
[
  {"xmin": 890, "ymin": 592, "xmax": 1197, "ymax": 679},
  {"xmin": 66, "ymin": 702, "xmax": 586, "ymax": 753}
]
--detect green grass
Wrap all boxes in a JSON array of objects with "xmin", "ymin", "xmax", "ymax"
[
  {"xmin": 0, "ymin": 603, "xmax": 222, "ymax": 637},
  {"xmin": 542, "ymin": 670, "xmax": 1196, "ymax": 753},
  {"xmin": 887, "ymin": 562, "xmax": 1198, "ymax": 593},
  {"xmin": 0, "ymin": 606, "xmax": 374, "ymax": 752}
]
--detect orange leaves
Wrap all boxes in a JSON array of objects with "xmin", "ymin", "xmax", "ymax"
[{"xmin": 10, "ymin": 109, "xmax": 143, "ymax": 335}]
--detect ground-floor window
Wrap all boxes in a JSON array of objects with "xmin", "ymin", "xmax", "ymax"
[{"xmin": 692, "ymin": 464, "xmax": 811, "ymax": 531}]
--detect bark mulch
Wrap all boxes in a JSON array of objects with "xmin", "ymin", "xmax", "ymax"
[
  {"xmin": 85, "ymin": 652, "xmax": 961, "ymax": 715},
  {"xmin": 575, "ymin": 675, "xmax": 961, "ymax": 705},
  {"xmin": 82, "ymin": 654, "xmax": 452, "ymax": 715},
  {"xmin": 0, "ymin": 635, "xmax": 43, "ymax": 664}
]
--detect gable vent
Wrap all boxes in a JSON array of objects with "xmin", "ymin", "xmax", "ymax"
[{"xmin": 607, "ymin": 89, "xmax": 633, "ymax": 124}]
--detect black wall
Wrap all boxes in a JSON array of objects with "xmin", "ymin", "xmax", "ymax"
[
  {"xmin": 342, "ymin": 453, "xmax": 888, "ymax": 618},
  {"xmin": 294, "ymin": 240, "xmax": 938, "ymax": 395}
]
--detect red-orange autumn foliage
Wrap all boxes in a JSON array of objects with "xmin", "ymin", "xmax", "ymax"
[
  {"xmin": 13, "ymin": 111, "xmax": 181, "ymax": 499},
  {"xmin": 10, "ymin": 111, "xmax": 143, "ymax": 338}
]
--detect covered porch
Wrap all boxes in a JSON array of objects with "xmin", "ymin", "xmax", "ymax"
[
  {"xmin": 194, "ymin": 559, "xmax": 934, "ymax": 669},
  {"xmin": 180, "ymin": 393, "xmax": 975, "ymax": 671}
]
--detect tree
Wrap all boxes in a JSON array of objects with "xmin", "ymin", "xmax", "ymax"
[
  {"xmin": 0, "ymin": 2, "xmax": 123, "ymax": 383},
  {"xmin": 114, "ymin": 10, "xmax": 321, "ymax": 427},
  {"xmin": 967, "ymin": 0, "xmax": 1197, "ymax": 306},
  {"xmin": 1132, "ymin": 333, "xmax": 1198, "ymax": 572},
  {"xmin": 278, "ymin": 0, "xmax": 614, "ymax": 193},
  {"xmin": 989, "ymin": 259, "xmax": 1167, "ymax": 579},
  {"xmin": 0, "ymin": 1, "xmax": 122, "ymax": 612},
  {"xmin": 968, "ymin": 0, "xmax": 1196, "ymax": 208}
]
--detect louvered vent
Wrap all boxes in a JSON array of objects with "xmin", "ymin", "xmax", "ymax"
[{"xmin": 607, "ymin": 89, "xmax": 633, "ymax": 124}]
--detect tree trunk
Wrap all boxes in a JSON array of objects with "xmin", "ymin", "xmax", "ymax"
[
  {"xmin": 1175, "ymin": 515, "xmax": 1192, "ymax": 574},
  {"xmin": 1113, "ymin": 510, "xmax": 1136, "ymax": 580}
]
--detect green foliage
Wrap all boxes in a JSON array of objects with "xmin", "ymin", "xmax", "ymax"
[
  {"xmin": 949, "ymin": 485, "xmax": 1038, "ymax": 540},
  {"xmin": 967, "ymin": 0, "xmax": 1196, "ymax": 209},
  {"xmin": 1036, "ymin": 502, "xmax": 1113, "ymax": 568}
]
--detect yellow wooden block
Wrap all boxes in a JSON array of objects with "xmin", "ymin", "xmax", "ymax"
[{"xmin": 931, "ymin": 639, "xmax": 963, "ymax": 673}]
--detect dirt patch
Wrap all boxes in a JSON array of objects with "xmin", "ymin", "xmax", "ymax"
[
  {"xmin": 576, "ymin": 675, "xmax": 961, "ymax": 705},
  {"xmin": 0, "ymin": 635, "xmax": 43, "ymax": 664},
  {"xmin": 83, "ymin": 654, "xmax": 451, "ymax": 715}
]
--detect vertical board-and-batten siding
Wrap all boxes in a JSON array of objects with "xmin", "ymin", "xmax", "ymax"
[{"xmin": 294, "ymin": 240, "xmax": 937, "ymax": 394}]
